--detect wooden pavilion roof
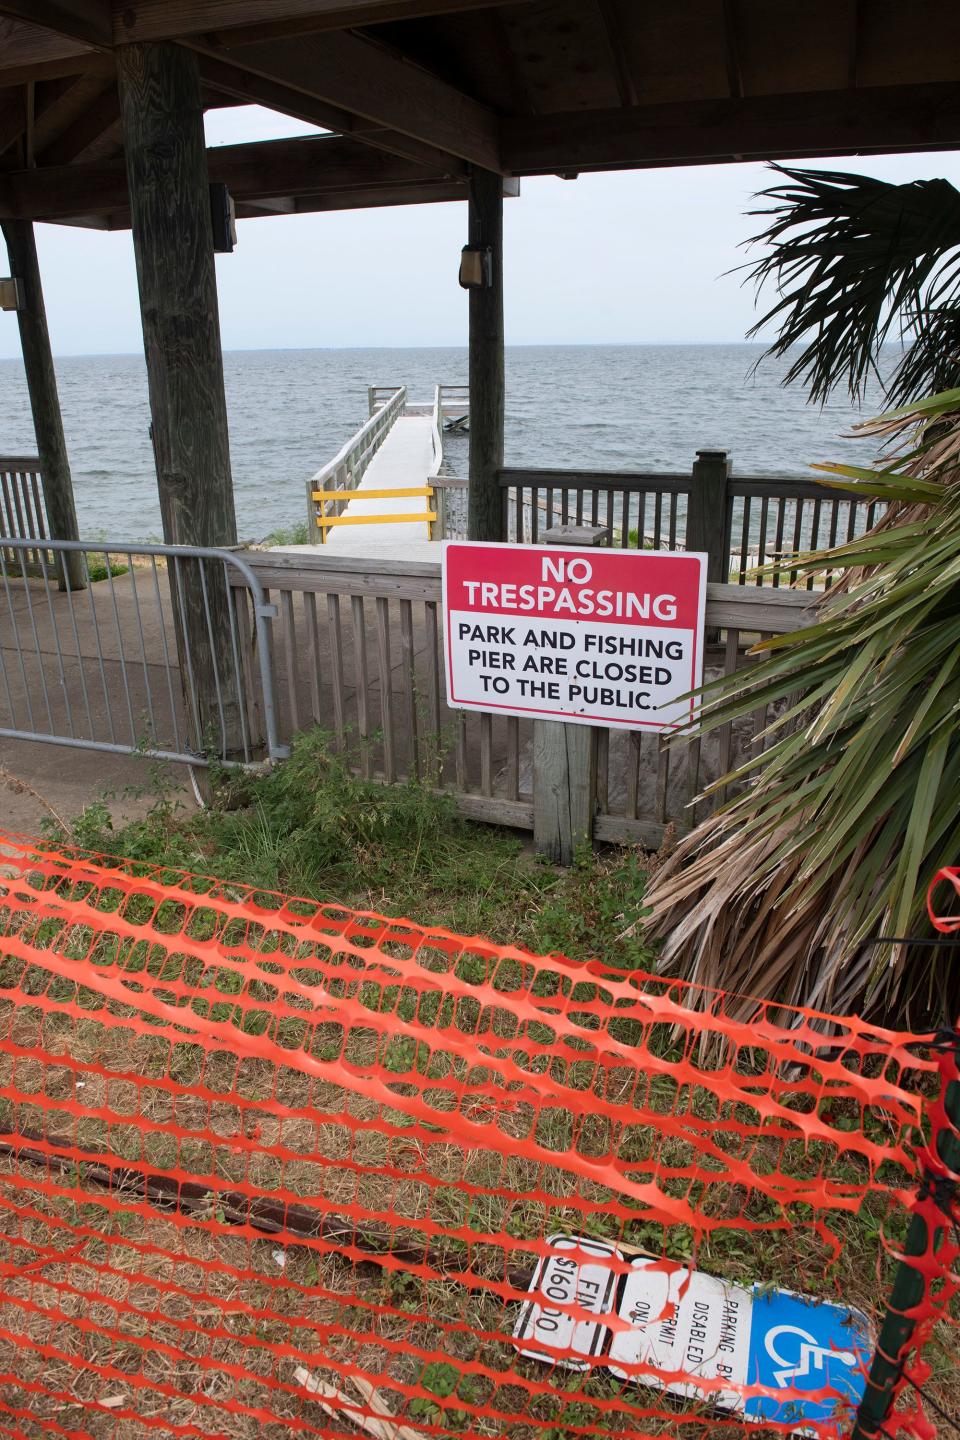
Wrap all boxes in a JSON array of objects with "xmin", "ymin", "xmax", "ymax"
[{"xmin": 1, "ymin": 0, "xmax": 959, "ymax": 228}]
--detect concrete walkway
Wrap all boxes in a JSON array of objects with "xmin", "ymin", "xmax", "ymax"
[
  {"xmin": 327, "ymin": 415, "xmax": 436, "ymax": 549},
  {"xmin": 0, "ymin": 566, "xmax": 198, "ymax": 839},
  {"xmin": 0, "ymin": 735, "xmax": 195, "ymax": 839}
]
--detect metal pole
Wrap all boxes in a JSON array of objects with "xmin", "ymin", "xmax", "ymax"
[{"xmin": 851, "ymin": 1036, "xmax": 960, "ymax": 1440}]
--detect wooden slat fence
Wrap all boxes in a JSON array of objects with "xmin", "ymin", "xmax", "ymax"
[
  {"xmin": 727, "ymin": 476, "xmax": 883, "ymax": 589},
  {"xmin": 500, "ymin": 456, "xmax": 884, "ymax": 587},
  {"xmin": 235, "ymin": 551, "xmax": 813, "ymax": 847},
  {"xmin": 0, "ymin": 456, "xmax": 50, "ymax": 575}
]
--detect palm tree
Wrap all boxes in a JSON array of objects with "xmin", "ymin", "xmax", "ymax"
[
  {"xmin": 637, "ymin": 166, "xmax": 960, "ymax": 1022},
  {"xmin": 744, "ymin": 165, "xmax": 960, "ymax": 406},
  {"xmin": 639, "ymin": 392, "xmax": 960, "ymax": 1023}
]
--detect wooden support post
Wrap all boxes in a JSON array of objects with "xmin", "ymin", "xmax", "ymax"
[
  {"xmin": 466, "ymin": 167, "xmax": 505, "ymax": 542},
  {"xmin": 117, "ymin": 42, "xmax": 245, "ymax": 758},
  {"xmin": 533, "ymin": 721, "xmax": 597, "ymax": 866},
  {"xmin": 686, "ymin": 448, "xmax": 731, "ymax": 583},
  {"xmin": 116, "ymin": 43, "xmax": 236, "ymax": 551},
  {"xmin": 532, "ymin": 526, "xmax": 607, "ymax": 865},
  {"xmin": 1, "ymin": 218, "xmax": 85, "ymax": 591}
]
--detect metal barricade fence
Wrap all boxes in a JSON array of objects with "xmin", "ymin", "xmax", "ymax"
[{"xmin": 0, "ymin": 536, "xmax": 288, "ymax": 768}]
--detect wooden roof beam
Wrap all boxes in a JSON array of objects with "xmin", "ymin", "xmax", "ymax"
[
  {"xmin": 30, "ymin": 72, "xmax": 115, "ymax": 156},
  {"xmin": 0, "ymin": 75, "xmax": 82, "ymax": 162},
  {"xmin": 0, "ymin": 0, "xmax": 533, "ymax": 49},
  {"xmin": 0, "ymin": 91, "xmax": 27, "ymax": 157},
  {"xmin": 195, "ymin": 51, "xmax": 468, "ymax": 174},
  {"xmin": 722, "ymin": 0, "xmax": 744, "ymax": 101},
  {"xmin": 49, "ymin": 175, "xmax": 473, "ymax": 228},
  {"xmin": 0, "ymin": 1, "xmax": 110, "ymax": 48},
  {"xmin": 112, "ymin": 1, "xmax": 528, "ymax": 47},
  {"xmin": 189, "ymin": 30, "xmax": 501, "ymax": 169},
  {"xmin": 0, "ymin": 132, "xmax": 448, "ymax": 219},
  {"xmin": 0, "ymin": 51, "xmax": 112, "ymax": 86},
  {"xmin": 36, "ymin": 81, "xmax": 120, "ymax": 164},
  {"xmin": 848, "ymin": 0, "xmax": 861, "ymax": 89},
  {"xmin": 594, "ymin": 0, "xmax": 637, "ymax": 109},
  {"xmin": 501, "ymin": 83, "xmax": 960, "ymax": 173},
  {"xmin": 0, "ymin": 17, "xmax": 104, "ymax": 83}
]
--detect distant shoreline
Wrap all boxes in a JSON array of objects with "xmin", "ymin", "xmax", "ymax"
[
  {"xmin": 1, "ymin": 340, "xmax": 780, "ymax": 364},
  {"xmin": 0, "ymin": 339, "xmax": 907, "ymax": 365}
]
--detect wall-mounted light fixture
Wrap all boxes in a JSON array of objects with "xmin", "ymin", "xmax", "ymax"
[
  {"xmin": 0, "ymin": 277, "xmax": 25, "ymax": 312},
  {"xmin": 459, "ymin": 244, "xmax": 493, "ymax": 289},
  {"xmin": 209, "ymin": 182, "xmax": 237, "ymax": 253}
]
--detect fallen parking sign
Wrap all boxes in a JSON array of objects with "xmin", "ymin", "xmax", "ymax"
[
  {"xmin": 743, "ymin": 1288, "xmax": 872, "ymax": 1430},
  {"xmin": 514, "ymin": 1234, "xmax": 622, "ymax": 1370},
  {"xmin": 608, "ymin": 1258, "xmax": 872, "ymax": 1430},
  {"xmin": 608, "ymin": 1259, "xmax": 753, "ymax": 1410}
]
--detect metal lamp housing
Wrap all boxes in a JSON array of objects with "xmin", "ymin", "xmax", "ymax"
[{"xmin": 459, "ymin": 244, "xmax": 493, "ymax": 289}]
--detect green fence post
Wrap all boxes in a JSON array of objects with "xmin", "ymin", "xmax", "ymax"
[{"xmin": 851, "ymin": 1033, "xmax": 960, "ymax": 1440}]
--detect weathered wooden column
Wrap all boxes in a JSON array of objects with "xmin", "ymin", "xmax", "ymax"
[
  {"xmin": 117, "ymin": 42, "xmax": 244, "ymax": 758},
  {"xmin": 466, "ymin": 168, "xmax": 505, "ymax": 542},
  {"xmin": 2, "ymin": 219, "xmax": 85, "ymax": 591},
  {"xmin": 116, "ymin": 43, "xmax": 236, "ymax": 550}
]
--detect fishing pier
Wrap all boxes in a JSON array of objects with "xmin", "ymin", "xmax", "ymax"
[{"xmin": 305, "ymin": 384, "xmax": 469, "ymax": 550}]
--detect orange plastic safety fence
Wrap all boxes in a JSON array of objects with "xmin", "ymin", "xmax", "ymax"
[
  {"xmin": 928, "ymin": 869, "xmax": 960, "ymax": 934},
  {"xmin": 0, "ymin": 831, "xmax": 953, "ymax": 1440}
]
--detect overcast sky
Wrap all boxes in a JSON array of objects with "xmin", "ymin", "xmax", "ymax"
[{"xmin": 3, "ymin": 105, "xmax": 960, "ymax": 359}]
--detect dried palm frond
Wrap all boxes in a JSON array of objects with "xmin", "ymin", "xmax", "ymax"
[{"xmin": 639, "ymin": 390, "xmax": 960, "ymax": 1026}]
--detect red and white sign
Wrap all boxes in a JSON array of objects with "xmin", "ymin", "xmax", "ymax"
[{"xmin": 442, "ymin": 541, "xmax": 708, "ymax": 731}]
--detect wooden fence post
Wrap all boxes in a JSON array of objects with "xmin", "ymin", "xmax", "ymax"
[
  {"xmin": 687, "ymin": 449, "xmax": 731, "ymax": 583},
  {"xmin": 533, "ymin": 524, "xmax": 607, "ymax": 865},
  {"xmin": 533, "ymin": 721, "xmax": 597, "ymax": 866},
  {"xmin": 2, "ymin": 219, "xmax": 85, "ymax": 592}
]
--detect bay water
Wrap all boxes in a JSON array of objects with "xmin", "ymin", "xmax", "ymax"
[{"xmin": 0, "ymin": 344, "xmax": 889, "ymax": 544}]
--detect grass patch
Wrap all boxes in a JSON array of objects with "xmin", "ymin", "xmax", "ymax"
[
  {"xmin": 85, "ymin": 559, "xmax": 128, "ymax": 582},
  {"xmin": 63, "ymin": 728, "xmax": 654, "ymax": 969},
  {"xmin": 261, "ymin": 521, "xmax": 311, "ymax": 547}
]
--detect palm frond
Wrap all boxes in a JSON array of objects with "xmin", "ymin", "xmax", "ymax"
[
  {"xmin": 743, "ymin": 165, "xmax": 960, "ymax": 403},
  {"xmin": 639, "ymin": 392, "xmax": 960, "ymax": 1025}
]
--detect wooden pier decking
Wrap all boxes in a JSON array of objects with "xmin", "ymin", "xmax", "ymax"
[
  {"xmin": 326, "ymin": 410, "xmax": 437, "ymax": 549},
  {"xmin": 305, "ymin": 385, "xmax": 467, "ymax": 553}
]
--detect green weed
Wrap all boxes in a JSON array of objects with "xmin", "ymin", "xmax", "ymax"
[
  {"xmin": 60, "ymin": 728, "xmax": 655, "ymax": 970},
  {"xmin": 261, "ymin": 522, "xmax": 310, "ymax": 547}
]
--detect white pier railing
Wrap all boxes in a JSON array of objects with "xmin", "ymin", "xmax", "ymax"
[
  {"xmin": 305, "ymin": 383, "xmax": 469, "ymax": 547},
  {"xmin": 305, "ymin": 386, "xmax": 407, "ymax": 544}
]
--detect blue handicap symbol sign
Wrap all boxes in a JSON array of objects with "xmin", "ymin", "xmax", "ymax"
[{"xmin": 744, "ymin": 1288, "xmax": 872, "ymax": 1429}]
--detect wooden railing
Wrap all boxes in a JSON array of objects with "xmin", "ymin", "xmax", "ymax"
[
  {"xmin": 0, "ymin": 456, "xmax": 50, "ymax": 574},
  {"xmin": 437, "ymin": 383, "xmax": 469, "ymax": 430},
  {"xmin": 429, "ymin": 384, "xmax": 444, "ymax": 476},
  {"xmin": 367, "ymin": 385, "xmax": 404, "ymax": 417},
  {"xmin": 306, "ymin": 386, "xmax": 407, "ymax": 543},
  {"xmin": 430, "ymin": 476, "xmax": 468, "ymax": 540},
  {"xmin": 233, "ymin": 550, "xmax": 812, "ymax": 847},
  {"xmin": 500, "ymin": 450, "xmax": 884, "ymax": 586}
]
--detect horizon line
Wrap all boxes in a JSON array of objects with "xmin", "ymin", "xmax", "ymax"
[{"xmin": 2, "ymin": 338, "xmax": 786, "ymax": 363}]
